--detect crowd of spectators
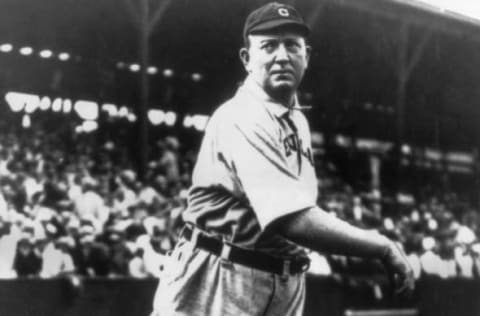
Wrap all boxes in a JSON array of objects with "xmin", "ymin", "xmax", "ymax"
[
  {"xmin": 0, "ymin": 129, "xmax": 191, "ymax": 279},
  {"xmin": 312, "ymin": 166, "xmax": 480, "ymax": 282},
  {"xmin": 0, "ymin": 128, "xmax": 479, "ymax": 284}
]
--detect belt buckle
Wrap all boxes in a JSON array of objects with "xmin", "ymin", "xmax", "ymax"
[
  {"xmin": 282, "ymin": 259, "xmax": 291, "ymax": 278},
  {"xmin": 220, "ymin": 243, "xmax": 232, "ymax": 260}
]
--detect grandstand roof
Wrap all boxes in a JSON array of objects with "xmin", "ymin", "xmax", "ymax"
[{"xmin": 0, "ymin": 0, "xmax": 479, "ymax": 150}]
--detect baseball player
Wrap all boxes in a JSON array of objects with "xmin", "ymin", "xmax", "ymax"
[{"xmin": 151, "ymin": 2, "xmax": 414, "ymax": 316}]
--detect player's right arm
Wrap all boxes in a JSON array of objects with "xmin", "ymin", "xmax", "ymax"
[{"xmin": 270, "ymin": 207, "xmax": 415, "ymax": 295}]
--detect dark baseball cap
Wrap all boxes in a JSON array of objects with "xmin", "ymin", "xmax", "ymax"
[{"xmin": 243, "ymin": 2, "xmax": 310, "ymax": 43}]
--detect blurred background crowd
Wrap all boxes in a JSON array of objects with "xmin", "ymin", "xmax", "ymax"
[
  {"xmin": 0, "ymin": 128, "xmax": 192, "ymax": 279},
  {"xmin": 0, "ymin": 126, "xmax": 479, "ymax": 283}
]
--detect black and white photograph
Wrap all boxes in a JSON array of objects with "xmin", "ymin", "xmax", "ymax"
[{"xmin": 0, "ymin": 1, "xmax": 479, "ymax": 315}]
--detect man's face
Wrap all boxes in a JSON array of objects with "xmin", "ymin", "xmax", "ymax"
[
  {"xmin": 241, "ymin": 30, "xmax": 310, "ymax": 102},
  {"xmin": 18, "ymin": 242, "xmax": 32, "ymax": 256}
]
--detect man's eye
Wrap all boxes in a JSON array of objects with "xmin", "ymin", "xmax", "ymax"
[
  {"xmin": 261, "ymin": 42, "xmax": 276, "ymax": 52},
  {"xmin": 286, "ymin": 41, "xmax": 301, "ymax": 51}
]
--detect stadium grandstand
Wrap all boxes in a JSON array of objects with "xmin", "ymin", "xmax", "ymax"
[{"xmin": 0, "ymin": 1, "xmax": 479, "ymax": 316}]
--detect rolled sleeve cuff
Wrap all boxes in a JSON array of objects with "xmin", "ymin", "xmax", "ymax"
[{"xmin": 252, "ymin": 187, "xmax": 316, "ymax": 230}]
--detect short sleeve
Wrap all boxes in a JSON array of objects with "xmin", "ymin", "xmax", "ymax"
[{"xmin": 220, "ymin": 116, "xmax": 317, "ymax": 229}]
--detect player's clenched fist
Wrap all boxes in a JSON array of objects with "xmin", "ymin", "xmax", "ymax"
[{"xmin": 382, "ymin": 241, "xmax": 415, "ymax": 295}]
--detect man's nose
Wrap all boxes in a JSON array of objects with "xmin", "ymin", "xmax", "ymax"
[{"xmin": 274, "ymin": 44, "xmax": 289, "ymax": 62}]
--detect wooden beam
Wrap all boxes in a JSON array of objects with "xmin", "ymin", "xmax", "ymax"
[{"xmin": 148, "ymin": 0, "xmax": 173, "ymax": 34}]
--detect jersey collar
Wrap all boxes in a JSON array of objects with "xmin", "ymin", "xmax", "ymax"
[{"xmin": 239, "ymin": 76, "xmax": 309, "ymax": 118}]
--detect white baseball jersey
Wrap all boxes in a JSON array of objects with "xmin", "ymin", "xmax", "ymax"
[{"xmin": 183, "ymin": 76, "xmax": 318, "ymax": 257}]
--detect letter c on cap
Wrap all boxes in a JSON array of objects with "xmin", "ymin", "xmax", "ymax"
[{"xmin": 278, "ymin": 8, "xmax": 289, "ymax": 17}]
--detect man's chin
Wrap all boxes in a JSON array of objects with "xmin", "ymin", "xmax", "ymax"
[
  {"xmin": 270, "ymin": 81, "xmax": 295, "ymax": 93},
  {"xmin": 272, "ymin": 81, "xmax": 295, "ymax": 94},
  {"xmin": 265, "ymin": 82, "xmax": 296, "ymax": 103}
]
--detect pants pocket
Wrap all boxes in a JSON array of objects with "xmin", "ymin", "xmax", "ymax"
[{"xmin": 163, "ymin": 241, "xmax": 195, "ymax": 285}]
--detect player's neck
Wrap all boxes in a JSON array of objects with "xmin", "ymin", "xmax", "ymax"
[{"xmin": 266, "ymin": 88, "xmax": 295, "ymax": 108}]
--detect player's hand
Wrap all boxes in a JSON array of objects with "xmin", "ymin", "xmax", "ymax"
[{"xmin": 381, "ymin": 240, "xmax": 415, "ymax": 297}]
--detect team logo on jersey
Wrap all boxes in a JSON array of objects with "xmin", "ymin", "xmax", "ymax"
[
  {"xmin": 278, "ymin": 8, "xmax": 289, "ymax": 17},
  {"xmin": 283, "ymin": 134, "xmax": 314, "ymax": 166}
]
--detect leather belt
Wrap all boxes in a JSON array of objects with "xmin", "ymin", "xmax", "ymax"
[{"xmin": 182, "ymin": 225, "xmax": 310, "ymax": 276}]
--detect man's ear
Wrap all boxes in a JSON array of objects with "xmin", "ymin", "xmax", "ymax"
[
  {"xmin": 305, "ymin": 45, "xmax": 312, "ymax": 69},
  {"xmin": 239, "ymin": 48, "xmax": 250, "ymax": 72}
]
